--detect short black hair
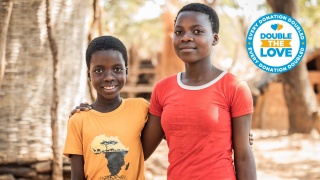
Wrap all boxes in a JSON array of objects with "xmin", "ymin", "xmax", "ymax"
[
  {"xmin": 86, "ymin": 36, "xmax": 128, "ymax": 69},
  {"xmin": 174, "ymin": 3, "xmax": 219, "ymax": 34}
]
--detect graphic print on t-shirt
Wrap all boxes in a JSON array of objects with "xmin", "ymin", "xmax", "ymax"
[{"xmin": 91, "ymin": 135, "xmax": 129, "ymax": 179}]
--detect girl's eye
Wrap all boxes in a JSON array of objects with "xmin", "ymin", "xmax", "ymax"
[
  {"xmin": 194, "ymin": 29, "xmax": 203, "ymax": 34},
  {"xmin": 94, "ymin": 69, "xmax": 103, "ymax": 73},
  {"xmin": 174, "ymin": 30, "xmax": 182, "ymax": 36},
  {"xmin": 114, "ymin": 68, "xmax": 124, "ymax": 72}
]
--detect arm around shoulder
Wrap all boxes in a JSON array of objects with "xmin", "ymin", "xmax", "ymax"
[{"xmin": 141, "ymin": 114, "xmax": 165, "ymax": 160}]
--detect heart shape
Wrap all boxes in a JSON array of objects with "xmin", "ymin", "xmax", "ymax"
[
  {"xmin": 278, "ymin": 24, "xmax": 283, "ymax": 30},
  {"xmin": 271, "ymin": 24, "xmax": 278, "ymax": 31}
]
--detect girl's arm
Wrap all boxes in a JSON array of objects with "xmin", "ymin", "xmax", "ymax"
[
  {"xmin": 232, "ymin": 113, "xmax": 257, "ymax": 180},
  {"xmin": 141, "ymin": 114, "xmax": 165, "ymax": 160},
  {"xmin": 70, "ymin": 154, "xmax": 85, "ymax": 180}
]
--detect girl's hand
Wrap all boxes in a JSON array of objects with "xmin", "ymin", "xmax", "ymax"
[
  {"xmin": 69, "ymin": 102, "xmax": 92, "ymax": 118},
  {"xmin": 249, "ymin": 132, "xmax": 254, "ymax": 146}
]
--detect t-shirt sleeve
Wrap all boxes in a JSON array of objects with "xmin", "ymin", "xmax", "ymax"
[
  {"xmin": 230, "ymin": 80, "xmax": 254, "ymax": 117},
  {"xmin": 63, "ymin": 115, "xmax": 83, "ymax": 158},
  {"xmin": 149, "ymin": 83, "xmax": 162, "ymax": 117},
  {"xmin": 140, "ymin": 98, "xmax": 150, "ymax": 123}
]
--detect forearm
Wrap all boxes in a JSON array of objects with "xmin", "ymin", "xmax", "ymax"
[
  {"xmin": 141, "ymin": 114, "xmax": 164, "ymax": 160},
  {"xmin": 234, "ymin": 152, "xmax": 257, "ymax": 180},
  {"xmin": 232, "ymin": 114, "xmax": 256, "ymax": 180},
  {"xmin": 70, "ymin": 154, "xmax": 85, "ymax": 180},
  {"xmin": 141, "ymin": 135, "xmax": 164, "ymax": 160}
]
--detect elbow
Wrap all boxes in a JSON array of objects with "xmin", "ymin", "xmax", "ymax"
[{"xmin": 143, "ymin": 149, "xmax": 152, "ymax": 161}]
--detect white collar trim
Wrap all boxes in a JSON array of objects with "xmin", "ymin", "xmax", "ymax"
[{"xmin": 177, "ymin": 71, "xmax": 227, "ymax": 90}]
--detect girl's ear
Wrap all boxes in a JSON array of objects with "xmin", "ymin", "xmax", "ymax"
[
  {"xmin": 87, "ymin": 71, "xmax": 91, "ymax": 81},
  {"xmin": 212, "ymin": 33, "xmax": 219, "ymax": 46}
]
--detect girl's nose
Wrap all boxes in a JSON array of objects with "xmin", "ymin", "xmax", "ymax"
[
  {"xmin": 181, "ymin": 32, "xmax": 193, "ymax": 42},
  {"xmin": 103, "ymin": 71, "xmax": 115, "ymax": 81}
]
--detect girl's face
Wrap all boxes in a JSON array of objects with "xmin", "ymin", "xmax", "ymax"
[
  {"xmin": 89, "ymin": 50, "xmax": 126, "ymax": 101},
  {"xmin": 173, "ymin": 11, "xmax": 218, "ymax": 63}
]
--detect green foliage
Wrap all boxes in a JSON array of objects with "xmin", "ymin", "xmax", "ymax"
[
  {"xmin": 101, "ymin": 0, "xmax": 164, "ymax": 56},
  {"xmin": 298, "ymin": 0, "xmax": 320, "ymax": 48},
  {"xmin": 123, "ymin": 17, "xmax": 164, "ymax": 56}
]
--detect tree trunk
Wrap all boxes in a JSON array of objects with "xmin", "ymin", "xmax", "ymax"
[
  {"xmin": 45, "ymin": 0, "xmax": 62, "ymax": 179},
  {"xmin": 87, "ymin": 0, "xmax": 103, "ymax": 103},
  {"xmin": 0, "ymin": 0, "xmax": 13, "ymax": 89},
  {"xmin": 282, "ymin": 62, "xmax": 319, "ymax": 133},
  {"xmin": 0, "ymin": 0, "xmax": 90, "ymax": 175},
  {"xmin": 88, "ymin": 0, "xmax": 102, "ymax": 42},
  {"xmin": 267, "ymin": 0, "xmax": 319, "ymax": 134}
]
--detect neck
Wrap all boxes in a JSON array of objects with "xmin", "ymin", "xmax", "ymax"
[
  {"xmin": 184, "ymin": 60, "xmax": 215, "ymax": 80},
  {"xmin": 181, "ymin": 60, "xmax": 223, "ymax": 86},
  {"xmin": 92, "ymin": 95, "xmax": 122, "ymax": 113}
]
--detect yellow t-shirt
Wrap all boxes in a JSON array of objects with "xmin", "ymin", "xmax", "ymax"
[{"xmin": 63, "ymin": 98, "xmax": 149, "ymax": 180}]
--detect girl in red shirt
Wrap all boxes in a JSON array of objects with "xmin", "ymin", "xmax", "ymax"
[{"xmin": 142, "ymin": 3, "xmax": 257, "ymax": 180}]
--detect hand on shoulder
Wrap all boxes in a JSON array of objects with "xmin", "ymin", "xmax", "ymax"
[{"xmin": 69, "ymin": 102, "xmax": 92, "ymax": 118}]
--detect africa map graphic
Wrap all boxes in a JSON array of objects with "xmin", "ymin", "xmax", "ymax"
[{"xmin": 91, "ymin": 135, "xmax": 129, "ymax": 180}]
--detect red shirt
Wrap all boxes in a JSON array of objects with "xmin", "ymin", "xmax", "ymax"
[{"xmin": 149, "ymin": 72, "xmax": 253, "ymax": 179}]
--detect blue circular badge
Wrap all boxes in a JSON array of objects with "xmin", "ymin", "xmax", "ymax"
[{"xmin": 246, "ymin": 13, "xmax": 306, "ymax": 73}]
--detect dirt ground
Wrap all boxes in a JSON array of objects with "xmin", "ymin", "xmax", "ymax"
[{"xmin": 144, "ymin": 129, "xmax": 320, "ymax": 180}]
